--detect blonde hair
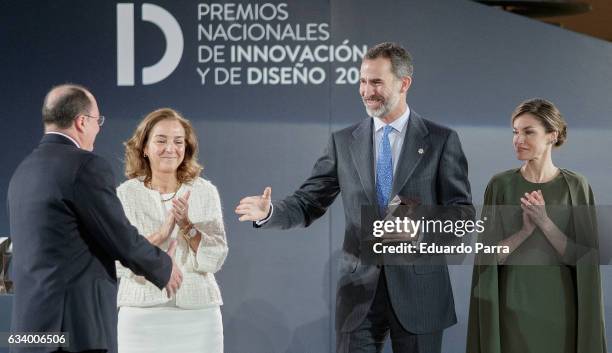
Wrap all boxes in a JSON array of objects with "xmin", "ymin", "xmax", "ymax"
[
  {"xmin": 124, "ymin": 108, "xmax": 203, "ymax": 183},
  {"xmin": 511, "ymin": 98, "xmax": 568, "ymax": 147}
]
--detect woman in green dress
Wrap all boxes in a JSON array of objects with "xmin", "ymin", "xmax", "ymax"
[{"xmin": 466, "ymin": 98, "xmax": 606, "ymax": 353}]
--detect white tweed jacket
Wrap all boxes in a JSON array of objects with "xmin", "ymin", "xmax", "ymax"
[{"xmin": 116, "ymin": 177, "xmax": 228, "ymax": 308}]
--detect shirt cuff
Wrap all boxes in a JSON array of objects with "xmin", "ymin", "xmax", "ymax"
[{"xmin": 255, "ymin": 204, "xmax": 274, "ymax": 226}]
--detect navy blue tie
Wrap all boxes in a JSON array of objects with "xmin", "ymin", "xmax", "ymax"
[{"xmin": 376, "ymin": 125, "xmax": 394, "ymax": 214}]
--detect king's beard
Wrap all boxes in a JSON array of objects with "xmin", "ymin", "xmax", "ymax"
[{"xmin": 364, "ymin": 91, "xmax": 400, "ymax": 119}]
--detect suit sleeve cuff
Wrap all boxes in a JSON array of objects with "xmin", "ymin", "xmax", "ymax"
[{"xmin": 254, "ymin": 204, "xmax": 274, "ymax": 228}]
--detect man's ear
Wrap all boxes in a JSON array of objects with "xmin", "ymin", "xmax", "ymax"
[
  {"xmin": 73, "ymin": 114, "xmax": 86, "ymax": 133},
  {"xmin": 400, "ymin": 76, "xmax": 412, "ymax": 94}
]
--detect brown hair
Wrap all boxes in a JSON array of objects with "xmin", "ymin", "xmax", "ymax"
[
  {"xmin": 124, "ymin": 108, "xmax": 203, "ymax": 183},
  {"xmin": 511, "ymin": 98, "xmax": 568, "ymax": 147}
]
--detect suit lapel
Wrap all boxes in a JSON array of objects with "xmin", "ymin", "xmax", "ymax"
[
  {"xmin": 350, "ymin": 118, "xmax": 376, "ymax": 205},
  {"xmin": 391, "ymin": 111, "xmax": 430, "ymax": 198}
]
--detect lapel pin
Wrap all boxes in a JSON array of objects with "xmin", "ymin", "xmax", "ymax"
[{"xmin": 418, "ymin": 148, "xmax": 424, "ymax": 154}]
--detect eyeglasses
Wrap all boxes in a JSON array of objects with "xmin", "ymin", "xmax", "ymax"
[{"xmin": 83, "ymin": 114, "xmax": 105, "ymax": 126}]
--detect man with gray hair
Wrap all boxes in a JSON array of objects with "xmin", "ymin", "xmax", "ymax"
[
  {"xmin": 8, "ymin": 84, "xmax": 183, "ymax": 353},
  {"xmin": 237, "ymin": 42, "xmax": 473, "ymax": 353}
]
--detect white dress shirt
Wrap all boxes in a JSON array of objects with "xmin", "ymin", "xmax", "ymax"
[{"xmin": 372, "ymin": 105, "xmax": 411, "ymax": 178}]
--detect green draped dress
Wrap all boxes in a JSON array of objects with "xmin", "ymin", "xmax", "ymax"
[{"xmin": 466, "ymin": 169, "xmax": 606, "ymax": 353}]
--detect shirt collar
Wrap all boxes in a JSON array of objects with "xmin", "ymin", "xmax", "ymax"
[
  {"xmin": 45, "ymin": 131, "xmax": 81, "ymax": 148},
  {"xmin": 373, "ymin": 105, "xmax": 411, "ymax": 133}
]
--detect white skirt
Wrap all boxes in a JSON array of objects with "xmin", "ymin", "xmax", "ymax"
[{"xmin": 118, "ymin": 306, "xmax": 223, "ymax": 353}]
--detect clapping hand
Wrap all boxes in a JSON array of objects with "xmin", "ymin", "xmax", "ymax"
[
  {"xmin": 520, "ymin": 208, "xmax": 536, "ymax": 235},
  {"xmin": 159, "ymin": 212, "xmax": 176, "ymax": 241},
  {"xmin": 520, "ymin": 190, "xmax": 549, "ymax": 228},
  {"xmin": 164, "ymin": 239, "xmax": 183, "ymax": 298},
  {"xmin": 172, "ymin": 191, "xmax": 191, "ymax": 230},
  {"xmin": 146, "ymin": 212, "xmax": 176, "ymax": 246},
  {"xmin": 235, "ymin": 187, "xmax": 272, "ymax": 222}
]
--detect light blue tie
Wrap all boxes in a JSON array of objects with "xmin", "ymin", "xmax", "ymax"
[{"xmin": 376, "ymin": 125, "xmax": 394, "ymax": 214}]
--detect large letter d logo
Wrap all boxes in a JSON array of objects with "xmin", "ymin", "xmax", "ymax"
[{"xmin": 117, "ymin": 3, "xmax": 184, "ymax": 86}]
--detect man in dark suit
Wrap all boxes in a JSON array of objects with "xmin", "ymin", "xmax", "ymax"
[
  {"xmin": 7, "ymin": 84, "xmax": 183, "ymax": 353},
  {"xmin": 236, "ymin": 43, "xmax": 473, "ymax": 353}
]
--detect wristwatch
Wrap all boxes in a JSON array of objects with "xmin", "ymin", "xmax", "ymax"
[{"xmin": 182, "ymin": 222, "xmax": 198, "ymax": 239}]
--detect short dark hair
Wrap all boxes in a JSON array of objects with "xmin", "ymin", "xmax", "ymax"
[
  {"xmin": 512, "ymin": 98, "xmax": 568, "ymax": 147},
  {"xmin": 364, "ymin": 42, "xmax": 413, "ymax": 79},
  {"xmin": 42, "ymin": 84, "xmax": 92, "ymax": 129}
]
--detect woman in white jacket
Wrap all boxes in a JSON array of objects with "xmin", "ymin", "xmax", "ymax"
[{"xmin": 116, "ymin": 108, "xmax": 228, "ymax": 353}]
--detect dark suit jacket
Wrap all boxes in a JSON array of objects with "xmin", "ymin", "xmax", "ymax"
[
  {"xmin": 7, "ymin": 134, "xmax": 172, "ymax": 353},
  {"xmin": 260, "ymin": 112, "xmax": 473, "ymax": 334}
]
